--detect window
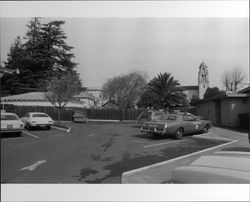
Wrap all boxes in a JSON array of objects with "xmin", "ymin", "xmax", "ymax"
[
  {"xmin": 185, "ymin": 115, "xmax": 196, "ymax": 121},
  {"xmin": 32, "ymin": 114, "xmax": 49, "ymax": 118},
  {"xmin": 1, "ymin": 114, "xmax": 19, "ymax": 120}
]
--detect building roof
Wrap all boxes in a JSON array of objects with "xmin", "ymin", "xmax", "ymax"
[
  {"xmin": 181, "ymin": 86, "xmax": 199, "ymax": 90},
  {"xmin": 1, "ymin": 92, "xmax": 47, "ymax": 101},
  {"xmin": 102, "ymin": 100, "xmax": 119, "ymax": 107},
  {"xmin": 195, "ymin": 92, "xmax": 249, "ymax": 103},
  {"xmin": 85, "ymin": 87, "xmax": 102, "ymax": 91},
  {"xmin": 238, "ymin": 86, "xmax": 250, "ymax": 94},
  {"xmin": 1, "ymin": 92, "xmax": 83, "ymax": 104},
  {"xmin": 74, "ymin": 91, "xmax": 96, "ymax": 100},
  {"xmin": 199, "ymin": 62, "xmax": 208, "ymax": 69}
]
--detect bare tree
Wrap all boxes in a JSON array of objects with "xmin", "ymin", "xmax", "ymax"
[
  {"xmin": 102, "ymin": 71, "xmax": 147, "ymax": 108},
  {"xmin": 44, "ymin": 71, "xmax": 82, "ymax": 121},
  {"xmin": 221, "ymin": 67, "xmax": 246, "ymax": 92}
]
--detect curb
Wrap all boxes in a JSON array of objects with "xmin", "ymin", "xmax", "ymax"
[
  {"xmin": 121, "ymin": 136, "xmax": 238, "ymax": 184},
  {"xmin": 52, "ymin": 125, "xmax": 71, "ymax": 133}
]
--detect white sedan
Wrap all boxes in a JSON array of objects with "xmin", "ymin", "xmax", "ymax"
[
  {"xmin": 21, "ymin": 112, "xmax": 54, "ymax": 130},
  {"xmin": 1, "ymin": 112, "xmax": 24, "ymax": 135}
]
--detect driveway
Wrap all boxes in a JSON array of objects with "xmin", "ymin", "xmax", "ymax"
[{"xmin": 1, "ymin": 123, "xmax": 248, "ymax": 183}]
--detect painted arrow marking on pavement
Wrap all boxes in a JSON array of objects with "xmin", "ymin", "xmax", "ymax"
[{"xmin": 20, "ymin": 160, "xmax": 47, "ymax": 171}]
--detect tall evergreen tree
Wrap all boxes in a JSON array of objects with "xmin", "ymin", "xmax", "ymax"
[
  {"xmin": 0, "ymin": 36, "xmax": 28, "ymax": 95},
  {"xmin": 1, "ymin": 18, "xmax": 81, "ymax": 95}
]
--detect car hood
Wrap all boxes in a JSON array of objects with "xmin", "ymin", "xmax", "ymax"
[{"xmin": 172, "ymin": 152, "xmax": 250, "ymax": 183}]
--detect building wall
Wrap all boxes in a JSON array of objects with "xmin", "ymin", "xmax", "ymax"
[
  {"xmin": 197, "ymin": 97, "xmax": 249, "ymax": 128},
  {"xmin": 196, "ymin": 101, "xmax": 218, "ymax": 126},
  {"xmin": 183, "ymin": 89, "xmax": 199, "ymax": 101},
  {"xmin": 79, "ymin": 98, "xmax": 95, "ymax": 108},
  {"xmin": 221, "ymin": 98, "xmax": 249, "ymax": 127}
]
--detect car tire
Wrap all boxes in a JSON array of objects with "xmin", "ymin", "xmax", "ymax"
[
  {"xmin": 203, "ymin": 125, "xmax": 209, "ymax": 133},
  {"xmin": 175, "ymin": 128, "xmax": 183, "ymax": 139},
  {"xmin": 46, "ymin": 126, "xmax": 51, "ymax": 130},
  {"xmin": 26, "ymin": 123, "xmax": 32, "ymax": 131}
]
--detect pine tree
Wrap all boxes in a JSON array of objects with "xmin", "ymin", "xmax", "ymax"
[
  {"xmin": 1, "ymin": 18, "xmax": 81, "ymax": 95},
  {"xmin": 1, "ymin": 36, "xmax": 28, "ymax": 95}
]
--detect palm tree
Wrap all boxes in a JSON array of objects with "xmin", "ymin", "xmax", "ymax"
[{"xmin": 147, "ymin": 72, "xmax": 189, "ymax": 109}]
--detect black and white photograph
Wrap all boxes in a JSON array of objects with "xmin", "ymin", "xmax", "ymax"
[{"xmin": 1, "ymin": 1, "xmax": 249, "ymax": 201}]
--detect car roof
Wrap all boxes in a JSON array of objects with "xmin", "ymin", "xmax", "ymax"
[
  {"xmin": 28, "ymin": 112, "xmax": 47, "ymax": 114},
  {"xmin": 1, "ymin": 112, "xmax": 18, "ymax": 116}
]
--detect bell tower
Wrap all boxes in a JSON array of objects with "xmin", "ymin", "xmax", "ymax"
[{"xmin": 198, "ymin": 62, "xmax": 209, "ymax": 99}]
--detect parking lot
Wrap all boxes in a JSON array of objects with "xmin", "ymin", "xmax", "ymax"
[{"xmin": 1, "ymin": 122, "xmax": 247, "ymax": 183}]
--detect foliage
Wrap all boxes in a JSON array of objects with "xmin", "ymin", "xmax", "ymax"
[
  {"xmin": 147, "ymin": 72, "xmax": 189, "ymax": 109},
  {"xmin": 204, "ymin": 87, "xmax": 226, "ymax": 99},
  {"xmin": 1, "ymin": 17, "xmax": 80, "ymax": 96},
  {"xmin": 44, "ymin": 71, "xmax": 82, "ymax": 121},
  {"xmin": 136, "ymin": 90, "xmax": 161, "ymax": 109},
  {"xmin": 102, "ymin": 71, "xmax": 147, "ymax": 108},
  {"xmin": 221, "ymin": 67, "xmax": 246, "ymax": 92}
]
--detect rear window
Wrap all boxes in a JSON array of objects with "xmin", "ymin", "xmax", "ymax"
[
  {"xmin": 140, "ymin": 111, "xmax": 151, "ymax": 119},
  {"xmin": 32, "ymin": 114, "xmax": 49, "ymax": 118},
  {"xmin": 1, "ymin": 114, "xmax": 19, "ymax": 120},
  {"xmin": 151, "ymin": 112, "xmax": 165, "ymax": 120}
]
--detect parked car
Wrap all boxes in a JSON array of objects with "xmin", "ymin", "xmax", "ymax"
[
  {"xmin": 140, "ymin": 112, "xmax": 212, "ymax": 139},
  {"xmin": 171, "ymin": 151, "xmax": 250, "ymax": 183},
  {"xmin": 1, "ymin": 112, "xmax": 24, "ymax": 135},
  {"xmin": 21, "ymin": 112, "xmax": 54, "ymax": 130},
  {"xmin": 136, "ymin": 110, "xmax": 167, "ymax": 125}
]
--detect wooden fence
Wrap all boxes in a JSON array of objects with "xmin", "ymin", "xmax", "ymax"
[
  {"xmin": 1, "ymin": 104, "xmax": 145, "ymax": 121},
  {"xmin": 86, "ymin": 108, "xmax": 144, "ymax": 120}
]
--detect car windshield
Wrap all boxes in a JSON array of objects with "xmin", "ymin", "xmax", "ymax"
[
  {"xmin": 159, "ymin": 114, "xmax": 177, "ymax": 121},
  {"xmin": 33, "ymin": 114, "xmax": 49, "ymax": 118},
  {"xmin": 1, "ymin": 114, "xmax": 19, "ymax": 120}
]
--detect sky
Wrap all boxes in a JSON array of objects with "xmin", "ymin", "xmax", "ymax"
[{"xmin": 0, "ymin": 17, "xmax": 249, "ymax": 90}]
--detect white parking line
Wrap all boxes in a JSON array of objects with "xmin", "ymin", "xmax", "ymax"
[
  {"xmin": 22, "ymin": 131, "xmax": 39, "ymax": 139},
  {"xmin": 143, "ymin": 139, "xmax": 188, "ymax": 148},
  {"xmin": 20, "ymin": 160, "xmax": 47, "ymax": 171}
]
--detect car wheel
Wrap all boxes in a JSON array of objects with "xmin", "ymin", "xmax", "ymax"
[
  {"xmin": 26, "ymin": 123, "xmax": 32, "ymax": 131},
  {"xmin": 175, "ymin": 128, "xmax": 183, "ymax": 139},
  {"xmin": 203, "ymin": 125, "xmax": 209, "ymax": 133},
  {"xmin": 46, "ymin": 126, "xmax": 51, "ymax": 130}
]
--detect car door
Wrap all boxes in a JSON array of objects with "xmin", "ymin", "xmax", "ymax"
[{"xmin": 183, "ymin": 115, "xmax": 196, "ymax": 134}]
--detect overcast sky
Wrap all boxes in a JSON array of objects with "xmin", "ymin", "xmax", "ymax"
[{"xmin": 0, "ymin": 17, "xmax": 248, "ymax": 89}]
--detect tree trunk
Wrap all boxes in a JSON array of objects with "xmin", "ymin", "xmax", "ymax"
[{"xmin": 58, "ymin": 107, "xmax": 61, "ymax": 122}]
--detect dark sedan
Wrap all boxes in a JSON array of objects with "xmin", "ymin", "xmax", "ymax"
[{"xmin": 141, "ymin": 112, "xmax": 212, "ymax": 139}]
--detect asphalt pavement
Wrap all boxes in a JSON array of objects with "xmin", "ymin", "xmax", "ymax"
[{"xmin": 1, "ymin": 123, "xmax": 249, "ymax": 183}]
